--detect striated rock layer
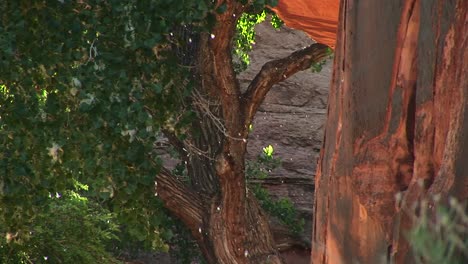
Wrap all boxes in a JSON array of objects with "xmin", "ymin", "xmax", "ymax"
[{"xmin": 239, "ymin": 21, "xmax": 332, "ymax": 254}]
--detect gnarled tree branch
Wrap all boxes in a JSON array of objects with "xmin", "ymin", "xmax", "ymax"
[
  {"xmin": 242, "ymin": 43, "xmax": 330, "ymax": 127},
  {"xmin": 156, "ymin": 167, "xmax": 204, "ymax": 239}
]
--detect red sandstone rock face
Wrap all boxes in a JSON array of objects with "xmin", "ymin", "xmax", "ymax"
[
  {"xmin": 272, "ymin": 0, "xmax": 339, "ymax": 48},
  {"xmin": 310, "ymin": 1, "xmax": 468, "ymax": 263}
]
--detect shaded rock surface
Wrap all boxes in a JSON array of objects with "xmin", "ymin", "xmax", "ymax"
[{"xmin": 240, "ymin": 21, "xmax": 331, "ymax": 247}]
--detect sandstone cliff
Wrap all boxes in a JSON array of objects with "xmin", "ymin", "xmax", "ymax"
[
  {"xmin": 272, "ymin": 0, "xmax": 339, "ymax": 48},
  {"xmin": 240, "ymin": 21, "xmax": 332, "ymax": 250}
]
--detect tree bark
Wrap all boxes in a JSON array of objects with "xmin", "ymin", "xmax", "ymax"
[
  {"xmin": 154, "ymin": 1, "xmax": 331, "ymax": 263},
  {"xmin": 311, "ymin": 0, "xmax": 467, "ymax": 263}
]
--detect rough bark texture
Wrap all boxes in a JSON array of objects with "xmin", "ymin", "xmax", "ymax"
[
  {"xmin": 153, "ymin": 1, "xmax": 331, "ymax": 263},
  {"xmin": 311, "ymin": 0, "xmax": 467, "ymax": 263},
  {"xmin": 152, "ymin": 21, "xmax": 332, "ymax": 264}
]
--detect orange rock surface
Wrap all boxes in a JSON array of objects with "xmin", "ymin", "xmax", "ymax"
[{"xmin": 272, "ymin": 0, "xmax": 339, "ymax": 48}]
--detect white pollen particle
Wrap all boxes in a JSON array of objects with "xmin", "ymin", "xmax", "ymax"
[
  {"xmin": 217, "ymin": 206, "xmax": 221, "ymax": 211},
  {"xmin": 47, "ymin": 143, "xmax": 62, "ymax": 163},
  {"xmin": 210, "ymin": 34, "xmax": 215, "ymax": 39},
  {"xmin": 244, "ymin": 249, "xmax": 249, "ymax": 257},
  {"xmin": 71, "ymin": 77, "xmax": 82, "ymax": 88},
  {"xmin": 198, "ymin": 227, "xmax": 202, "ymax": 233},
  {"xmin": 449, "ymin": 197, "xmax": 457, "ymax": 207},
  {"xmin": 394, "ymin": 192, "xmax": 402, "ymax": 203},
  {"xmin": 70, "ymin": 87, "xmax": 78, "ymax": 96},
  {"xmin": 121, "ymin": 129, "xmax": 137, "ymax": 142}
]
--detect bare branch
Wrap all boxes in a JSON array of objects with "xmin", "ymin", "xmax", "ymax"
[
  {"xmin": 242, "ymin": 43, "xmax": 330, "ymax": 127},
  {"xmin": 192, "ymin": 88, "xmax": 245, "ymax": 142},
  {"xmin": 161, "ymin": 129, "xmax": 186, "ymax": 155}
]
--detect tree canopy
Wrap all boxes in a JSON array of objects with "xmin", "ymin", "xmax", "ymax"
[
  {"xmin": 1, "ymin": 0, "xmax": 205, "ymax": 249},
  {"xmin": 1, "ymin": 1, "xmax": 330, "ymax": 263}
]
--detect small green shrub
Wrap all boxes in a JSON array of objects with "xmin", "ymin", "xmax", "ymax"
[
  {"xmin": 310, "ymin": 47, "xmax": 334, "ymax": 73},
  {"xmin": 407, "ymin": 195, "xmax": 468, "ymax": 264},
  {"xmin": 246, "ymin": 144, "xmax": 304, "ymax": 234},
  {"xmin": 0, "ymin": 190, "xmax": 120, "ymax": 264}
]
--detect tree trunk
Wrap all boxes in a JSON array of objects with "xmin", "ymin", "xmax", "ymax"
[
  {"xmin": 312, "ymin": 0, "xmax": 467, "ymax": 263},
  {"xmin": 155, "ymin": 1, "xmax": 331, "ymax": 263}
]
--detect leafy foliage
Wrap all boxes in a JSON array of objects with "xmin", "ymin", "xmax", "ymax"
[
  {"xmin": 0, "ymin": 0, "xmax": 301, "ymax": 260},
  {"xmin": 233, "ymin": 10, "xmax": 267, "ymax": 72},
  {"xmin": 270, "ymin": 14, "xmax": 284, "ymax": 29},
  {"xmin": 407, "ymin": 196, "xmax": 468, "ymax": 264},
  {"xmin": 0, "ymin": 189, "xmax": 120, "ymax": 264},
  {"xmin": 232, "ymin": 0, "xmax": 284, "ymax": 73},
  {"xmin": 310, "ymin": 47, "xmax": 334, "ymax": 72},
  {"xmin": 233, "ymin": 5, "xmax": 284, "ymax": 73},
  {"xmin": 0, "ymin": 0, "xmax": 214, "ymax": 251},
  {"xmin": 246, "ymin": 145, "xmax": 305, "ymax": 234}
]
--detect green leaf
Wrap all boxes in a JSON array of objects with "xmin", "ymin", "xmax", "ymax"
[{"xmin": 263, "ymin": 144, "xmax": 274, "ymax": 157}]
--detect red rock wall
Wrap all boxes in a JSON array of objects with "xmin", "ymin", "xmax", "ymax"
[
  {"xmin": 310, "ymin": 0, "xmax": 468, "ymax": 263},
  {"xmin": 272, "ymin": 0, "xmax": 339, "ymax": 48}
]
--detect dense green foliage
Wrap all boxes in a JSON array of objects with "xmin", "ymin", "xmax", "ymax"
[
  {"xmin": 0, "ymin": 0, "xmax": 291, "ymax": 261},
  {"xmin": 0, "ymin": 0, "xmax": 214, "ymax": 254},
  {"xmin": 0, "ymin": 188, "xmax": 120, "ymax": 264},
  {"xmin": 234, "ymin": 11, "xmax": 283, "ymax": 72}
]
